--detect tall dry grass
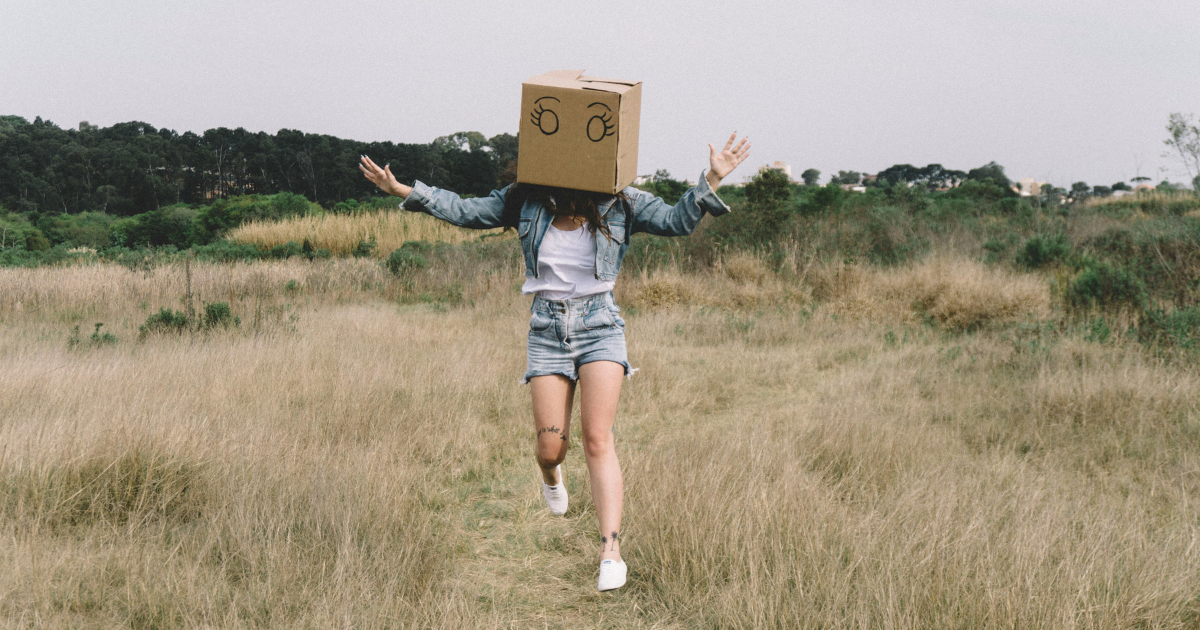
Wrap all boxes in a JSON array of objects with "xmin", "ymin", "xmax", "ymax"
[
  {"xmin": 2, "ymin": 252, "xmax": 1198, "ymax": 628},
  {"xmin": 1083, "ymin": 189, "xmax": 1199, "ymax": 210},
  {"xmin": 226, "ymin": 210, "xmax": 506, "ymax": 257}
]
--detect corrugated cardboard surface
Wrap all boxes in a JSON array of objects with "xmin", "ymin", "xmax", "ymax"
[
  {"xmin": 517, "ymin": 70, "xmax": 641, "ymax": 194},
  {"xmin": 615, "ymin": 84, "xmax": 641, "ymax": 194}
]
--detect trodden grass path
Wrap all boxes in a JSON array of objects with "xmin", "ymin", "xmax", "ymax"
[{"xmin": 431, "ymin": 386, "xmax": 691, "ymax": 629}]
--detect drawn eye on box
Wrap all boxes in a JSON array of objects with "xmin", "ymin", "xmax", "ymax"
[
  {"xmin": 529, "ymin": 97, "xmax": 615, "ymax": 142},
  {"xmin": 530, "ymin": 97, "xmax": 560, "ymax": 135},
  {"xmin": 586, "ymin": 102, "xmax": 615, "ymax": 142}
]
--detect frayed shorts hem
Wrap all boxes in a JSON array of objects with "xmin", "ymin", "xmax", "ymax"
[{"xmin": 520, "ymin": 360, "xmax": 637, "ymax": 385}]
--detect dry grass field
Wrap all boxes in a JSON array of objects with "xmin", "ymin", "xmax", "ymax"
[
  {"xmin": 2, "ymin": 251, "xmax": 1199, "ymax": 628},
  {"xmin": 226, "ymin": 210, "xmax": 507, "ymax": 257}
]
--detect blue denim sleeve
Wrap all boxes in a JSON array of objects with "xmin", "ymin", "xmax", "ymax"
[
  {"xmin": 400, "ymin": 181, "xmax": 510, "ymax": 229},
  {"xmin": 627, "ymin": 170, "xmax": 731, "ymax": 236}
]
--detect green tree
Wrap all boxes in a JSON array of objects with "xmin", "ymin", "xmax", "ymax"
[
  {"xmin": 25, "ymin": 228, "xmax": 50, "ymax": 251},
  {"xmin": 706, "ymin": 166, "xmax": 795, "ymax": 248},
  {"xmin": 1070, "ymin": 182, "xmax": 1091, "ymax": 202},
  {"xmin": 832, "ymin": 170, "xmax": 862, "ymax": 185},
  {"xmin": 487, "ymin": 132, "xmax": 519, "ymax": 185},
  {"xmin": 966, "ymin": 161, "xmax": 1011, "ymax": 189},
  {"xmin": 876, "ymin": 164, "xmax": 920, "ymax": 187},
  {"xmin": 745, "ymin": 166, "xmax": 792, "ymax": 207},
  {"xmin": 1164, "ymin": 113, "xmax": 1199, "ymax": 190},
  {"xmin": 800, "ymin": 168, "xmax": 820, "ymax": 186}
]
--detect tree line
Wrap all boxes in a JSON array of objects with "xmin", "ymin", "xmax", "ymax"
[{"xmin": 0, "ymin": 116, "xmax": 517, "ymax": 216}]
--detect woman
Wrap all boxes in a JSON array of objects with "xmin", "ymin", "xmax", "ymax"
[{"xmin": 359, "ymin": 133, "xmax": 749, "ymax": 591}]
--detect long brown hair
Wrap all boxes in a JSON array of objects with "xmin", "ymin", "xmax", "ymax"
[{"xmin": 505, "ymin": 184, "xmax": 619, "ymax": 239}]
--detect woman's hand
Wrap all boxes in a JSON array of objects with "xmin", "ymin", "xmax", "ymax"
[
  {"xmin": 359, "ymin": 155, "xmax": 412, "ymax": 198},
  {"xmin": 706, "ymin": 133, "xmax": 751, "ymax": 190}
]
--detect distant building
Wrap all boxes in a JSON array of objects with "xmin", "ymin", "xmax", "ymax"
[
  {"xmin": 768, "ymin": 161, "xmax": 792, "ymax": 180},
  {"xmin": 1133, "ymin": 183, "xmax": 1157, "ymax": 192},
  {"xmin": 1015, "ymin": 178, "xmax": 1048, "ymax": 197}
]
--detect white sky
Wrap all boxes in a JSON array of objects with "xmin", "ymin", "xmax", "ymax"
[{"xmin": 2, "ymin": 0, "xmax": 1198, "ymax": 188}]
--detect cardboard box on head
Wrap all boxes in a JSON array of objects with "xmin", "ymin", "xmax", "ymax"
[{"xmin": 517, "ymin": 70, "xmax": 642, "ymax": 194}]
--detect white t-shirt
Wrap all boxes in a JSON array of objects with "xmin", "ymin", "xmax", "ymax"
[{"xmin": 520, "ymin": 223, "xmax": 615, "ymax": 300}]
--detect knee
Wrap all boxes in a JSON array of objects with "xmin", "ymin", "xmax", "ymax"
[
  {"xmin": 536, "ymin": 440, "xmax": 567, "ymax": 469},
  {"xmin": 582, "ymin": 431, "xmax": 614, "ymax": 460}
]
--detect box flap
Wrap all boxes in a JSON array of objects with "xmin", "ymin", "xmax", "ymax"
[
  {"xmin": 523, "ymin": 69, "xmax": 584, "ymax": 88},
  {"xmin": 524, "ymin": 70, "xmax": 640, "ymax": 94},
  {"xmin": 579, "ymin": 75, "xmax": 639, "ymax": 87}
]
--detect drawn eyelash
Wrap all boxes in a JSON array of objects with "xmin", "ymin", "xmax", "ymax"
[
  {"xmin": 586, "ymin": 102, "xmax": 615, "ymax": 142},
  {"xmin": 530, "ymin": 97, "xmax": 559, "ymax": 135},
  {"xmin": 587, "ymin": 111, "xmax": 615, "ymax": 142}
]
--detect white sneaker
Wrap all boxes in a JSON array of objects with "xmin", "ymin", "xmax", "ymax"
[
  {"xmin": 597, "ymin": 559, "xmax": 627, "ymax": 591},
  {"xmin": 542, "ymin": 465, "xmax": 568, "ymax": 515}
]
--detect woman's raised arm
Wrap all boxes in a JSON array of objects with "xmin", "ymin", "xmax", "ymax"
[
  {"xmin": 359, "ymin": 155, "xmax": 412, "ymax": 198},
  {"xmin": 630, "ymin": 133, "xmax": 751, "ymax": 236},
  {"xmin": 359, "ymin": 154, "xmax": 508, "ymax": 230},
  {"xmin": 704, "ymin": 132, "xmax": 751, "ymax": 190}
]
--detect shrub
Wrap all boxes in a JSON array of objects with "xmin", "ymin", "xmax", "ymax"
[
  {"xmin": 111, "ymin": 204, "xmax": 196, "ymax": 248},
  {"xmin": 807, "ymin": 183, "xmax": 846, "ymax": 215},
  {"xmin": 865, "ymin": 205, "xmax": 924, "ymax": 266},
  {"xmin": 1139, "ymin": 306, "xmax": 1200, "ymax": 351},
  {"xmin": 266, "ymin": 240, "xmax": 303, "ymax": 259},
  {"xmin": 353, "ymin": 236, "xmax": 377, "ymax": 258},
  {"xmin": 387, "ymin": 241, "xmax": 432, "ymax": 275},
  {"xmin": 191, "ymin": 240, "xmax": 262, "ymax": 263},
  {"xmin": 25, "ymin": 228, "xmax": 50, "ymax": 251},
  {"xmin": 68, "ymin": 323, "xmax": 118, "ymax": 348},
  {"xmin": 191, "ymin": 192, "xmax": 320, "ymax": 244},
  {"xmin": 301, "ymin": 239, "xmax": 331, "ymax": 260},
  {"xmin": 1015, "ymin": 234, "xmax": 1071, "ymax": 269},
  {"xmin": 90, "ymin": 323, "xmax": 118, "ymax": 346},
  {"xmin": 1068, "ymin": 260, "xmax": 1145, "ymax": 311},
  {"xmin": 0, "ymin": 244, "xmax": 80, "ymax": 268},
  {"xmin": 202, "ymin": 301, "xmax": 239, "ymax": 329},
  {"xmin": 139, "ymin": 308, "xmax": 190, "ymax": 338}
]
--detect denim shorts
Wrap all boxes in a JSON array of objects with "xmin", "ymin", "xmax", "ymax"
[{"xmin": 521, "ymin": 291, "xmax": 633, "ymax": 384}]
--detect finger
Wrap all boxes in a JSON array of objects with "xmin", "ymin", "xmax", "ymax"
[
  {"xmin": 358, "ymin": 164, "xmax": 376, "ymax": 180},
  {"xmin": 733, "ymin": 138, "xmax": 749, "ymax": 154},
  {"xmin": 736, "ymin": 152, "xmax": 750, "ymax": 165},
  {"xmin": 708, "ymin": 142, "xmax": 717, "ymax": 158},
  {"xmin": 363, "ymin": 155, "xmax": 383, "ymax": 173},
  {"xmin": 723, "ymin": 132, "xmax": 736, "ymax": 152},
  {"xmin": 384, "ymin": 164, "xmax": 397, "ymax": 182}
]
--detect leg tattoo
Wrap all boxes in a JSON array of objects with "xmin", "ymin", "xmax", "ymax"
[
  {"xmin": 600, "ymin": 531, "xmax": 619, "ymax": 551},
  {"xmin": 537, "ymin": 425, "xmax": 568, "ymax": 441}
]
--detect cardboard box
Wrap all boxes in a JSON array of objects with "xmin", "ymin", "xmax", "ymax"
[{"xmin": 516, "ymin": 70, "xmax": 641, "ymax": 194}]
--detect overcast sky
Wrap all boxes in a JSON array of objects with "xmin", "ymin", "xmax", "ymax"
[{"xmin": 3, "ymin": 0, "xmax": 1198, "ymax": 188}]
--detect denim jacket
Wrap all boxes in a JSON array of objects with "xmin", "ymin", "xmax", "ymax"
[{"xmin": 401, "ymin": 171, "xmax": 730, "ymax": 281}]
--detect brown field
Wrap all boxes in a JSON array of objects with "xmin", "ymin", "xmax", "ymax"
[
  {"xmin": 1, "ymin": 251, "xmax": 1198, "ymax": 628},
  {"xmin": 226, "ymin": 210, "xmax": 508, "ymax": 257}
]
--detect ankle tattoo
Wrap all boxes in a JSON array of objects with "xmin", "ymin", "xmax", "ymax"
[{"xmin": 600, "ymin": 531, "xmax": 619, "ymax": 551}]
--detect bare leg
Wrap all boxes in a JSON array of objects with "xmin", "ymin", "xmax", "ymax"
[
  {"xmin": 530, "ymin": 374, "xmax": 574, "ymax": 486},
  {"xmin": 578, "ymin": 360, "xmax": 625, "ymax": 562}
]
